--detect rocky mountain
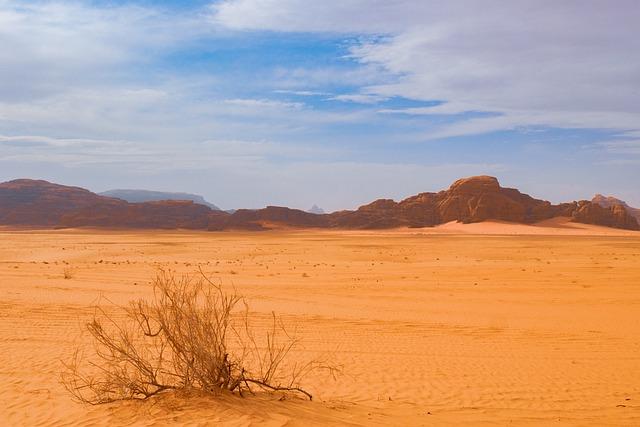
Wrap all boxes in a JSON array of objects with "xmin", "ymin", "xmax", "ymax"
[
  {"xmin": 100, "ymin": 189, "xmax": 220, "ymax": 210},
  {"xmin": 0, "ymin": 179, "xmax": 121, "ymax": 226},
  {"xmin": 0, "ymin": 179, "xmax": 225, "ymax": 229},
  {"xmin": 0, "ymin": 177, "xmax": 638, "ymax": 231},
  {"xmin": 60, "ymin": 200, "xmax": 227, "ymax": 230},
  {"xmin": 330, "ymin": 176, "xmax": 566, "ymax": 229},
  {"xmin": 212, "ymin": 206, "xmax": 329, "ymax": 231},
  {"xmin": 592, "ymin": 194, "xmax": 640, "ymax": 222},
  {"xmin": 328, "ymin": 176, "xmax": 638, "ymax": 230}
]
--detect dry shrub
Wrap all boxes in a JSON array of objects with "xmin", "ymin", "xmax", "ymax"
[{"xmin": 62, "ymin": 269, "xmax": 331, "ymax": 404}]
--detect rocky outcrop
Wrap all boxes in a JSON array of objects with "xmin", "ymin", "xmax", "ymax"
[
  {"xmin": 572, "ymin": 200, "xmax": 640, "ymax": 230},
  {"xmin": 592, "ymin": 194, "xmax": 640, "ymax": 222},
  {"xmin": 0, "ymin": 177, "xmax": 638, "ymax": 231},
  {"xmin": 214, "ymin": 206, "xmax": 329, "ymax": 231},
  {"xmin": 60, "ymin": 200, "xmax": 226, "ymax": 230},
  {"xmin": 327, "ymin": 176, "xmax": 639, "ymax": 230},
  {"xmin": 0, "ymin": 179, "xmax": 122, "ymax": 226},
  {"xmin": 0, "ymin": 180, "xmax": 222, "ymax": 229}
]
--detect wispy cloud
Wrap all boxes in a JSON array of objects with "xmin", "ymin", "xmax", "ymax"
[
  {"xmin": 330, "ymin": 94, "xmax": 387, "ymax": 104},
  {"xmin": 0, "ymin": 134, "xmax": 125, "ymax": 148},
  {"xmin": 596, "ymin": 139, "xmax": 640, "ymax": 155},
  {"xmin": 223, "ymin": 98, "xmax": 304, "ymax": 110},
  {"xmin": 273, "ymin": 89, "xmax": 330, "ymax": 96},
  {"xmin": 214, "ymin": 0, "xmax": 640, "ymax": 137},
  {"xmin": 0, "ymin": 1, "xmax": 207, "ymax": 102}
]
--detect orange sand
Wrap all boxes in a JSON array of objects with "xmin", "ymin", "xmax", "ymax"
[{"xmin": 1, "ymin": 223, "xmax": 639, "ymax": 425}]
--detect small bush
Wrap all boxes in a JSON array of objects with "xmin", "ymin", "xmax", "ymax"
[{"xmin": 61, "ymin": 269, "xmax": 327, "ymax": 404}]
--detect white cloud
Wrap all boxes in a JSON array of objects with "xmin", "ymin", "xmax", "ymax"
[
  {"xmin": 212, "ymin": 0, "xmax": 432, "ymax": 33},
  {"xmin": 330, "ymin": 94, "xmax": 387, "ymax": 104},
  {"xmin": 0, "ymin": 134, "xmax": 125, "ymax": 148},
  {"xmin": 214, "ymin": 0, "xmax": 640, "ymax": 137},
  {"xmin": 273, "ymin": 89, "xmax": 329, "ymax": 96},
  {"xmin": 0, "ymin": 1, "xmax": 204, "ymax": 102},
  {"xmin": 422, "ymin": 111, "xmax": 640, "ymax": 140},
  {"xmin": 0, "ymin": 1, "xmax": 393, "ymax": 146},
  {"xmin": 596, "ymin": 140, "xmax": 640, "ymax": 155},
  {"xmin": 378, "ymin": 102, "xmax": 483, "ymax": 115},
  {"xmin": 223, "ymin": 98, "xmax": 304, "ymax": 110}
]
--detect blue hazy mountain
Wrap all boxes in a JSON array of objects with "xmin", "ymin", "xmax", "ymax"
[
  {"xmin": 307, "ymin": 204, "xmax": 325, "ymax": 214},
  {"xmin": 100, "ymin": 189, "xmax": 220, "ymax": 210}
]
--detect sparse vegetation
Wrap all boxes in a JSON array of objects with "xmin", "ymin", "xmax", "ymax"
[{"xmin": 61, "ymin": 269, "xmax": 331, "ymax": 404}]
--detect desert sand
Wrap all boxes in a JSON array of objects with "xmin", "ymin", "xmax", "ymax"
[{"xmin": 1, "ymin": 222, "xmax": 640, "ymax": 426}]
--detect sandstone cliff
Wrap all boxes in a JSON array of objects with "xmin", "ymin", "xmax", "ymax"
[
  {"xmin": 1, "ymin": 177, "xmax": 637, "ymax": 231},
  {"xmin": 592, "ymin": 194, "xmax": 640, "ymax": 223},
  {"xmin": 327, "ymin": 176, "xmax": 639, "ymax": 230}
]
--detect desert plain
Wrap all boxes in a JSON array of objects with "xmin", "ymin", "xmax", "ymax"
[{"xmin": 1, "ymin": 221, "xmax": 639, "ymax": 426}]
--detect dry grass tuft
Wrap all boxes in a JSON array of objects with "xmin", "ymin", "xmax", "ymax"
[{"xmin": 61, "ymin": 268, "xmax": 333, "ymax": 404}]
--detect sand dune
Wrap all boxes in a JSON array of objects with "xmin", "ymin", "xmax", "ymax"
[
  {"xmin": 1, "ymin": 226, "xmax": 639, "ymax": 425},
  {"xmin": 431, "ymin": 218, "xmax": 640, "ymax": 235}
]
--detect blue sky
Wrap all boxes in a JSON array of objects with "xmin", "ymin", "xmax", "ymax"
[{"xmin": 0, "ymin": 0, "xmax": 638, "ymax": 210}]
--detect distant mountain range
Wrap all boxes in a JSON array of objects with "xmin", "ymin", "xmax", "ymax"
[
  {"xmin": 0, "ymin": 176, "xmax": 637, "ymax": 231},
  {"xmin": 100, "ymin": 189, "xmax": 220, "ymax": 210}
]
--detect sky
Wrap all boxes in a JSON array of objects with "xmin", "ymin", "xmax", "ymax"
[{"xmin": 0, "ymin": 0, "xmax": 638, "ymax": 211}]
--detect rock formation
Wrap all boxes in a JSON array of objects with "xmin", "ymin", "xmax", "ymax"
[
  {"xmin": 592, "ymin": 194, "xmax": 640, "ymax": 222},
  {"xmin": 212, "ymin": 206, "xmax": 329, "ymax": 231},
  {"xmin": 0, "ymin": 179, "xmax": 121, "ymax": 226},
  {"xmin": 327, "ymin": 176, "xmax": 638, "ymax": 230},
  {"xmin": 0, "ymin": 177, "xmax": 638, "ymax": 231}
]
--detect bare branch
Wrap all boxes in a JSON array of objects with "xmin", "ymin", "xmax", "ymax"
[{"xmin": 61, "ymin": 269, "xmax": 323, "ymax": 404}]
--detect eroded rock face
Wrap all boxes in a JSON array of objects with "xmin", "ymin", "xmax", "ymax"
[
  {"xmin": 218, "ymin": 206, "xmax": 329, "ymax": 230},
  {"xmin": 571, "ymin": 201, "xmax": 640, "ymax": 230},
  {"xmin": 592, "ymin": 194, "xmax": 640, "ymax": 222},
  {"xmin": 60, "ymin": 200, "xmax": 224, "ymax": 230},
  {"xmin": 0, "ymin": 180, "xmax": 222, "ymax": 229},
  {"xmin": 0, "ymin": 177, "xmax": 638, "ymax": 231},
  {"xmin": 0, "ymin": 179, "xmax": 122, "ymax": 226},
  {"xmin": 437, "ymin": 176, "xmax": 528, "ymax": 223},
  {"xmin": 327, "ymin": 176, "xmax": 640, "ymax": 230}
]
